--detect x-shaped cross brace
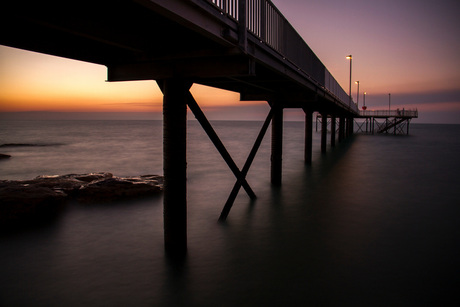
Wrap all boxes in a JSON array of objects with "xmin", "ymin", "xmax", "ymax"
[{"xmin": 158, "ymin": 81, "xmax": 272, "ymax": 220}]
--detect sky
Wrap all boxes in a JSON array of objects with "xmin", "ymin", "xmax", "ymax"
[{"xmin": 1, "ymin": 0, "xmax": 460, "ymax": 123}]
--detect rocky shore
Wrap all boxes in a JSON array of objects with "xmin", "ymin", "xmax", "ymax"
[{"xmin": 0, "ymin": 173, "xmax": 163, "ymax": 229}]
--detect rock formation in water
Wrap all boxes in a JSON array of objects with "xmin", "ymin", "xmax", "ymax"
[
  {"xmin": 0, "ymin": 153, "xmax": 11, "ymax": 159},
  {"xmin": 0, "ymin": 172, "xmax": 163, "ymax": 228}
]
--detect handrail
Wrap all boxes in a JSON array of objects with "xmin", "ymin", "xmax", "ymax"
[
  {"xmin": 207, "ymin": 0, "xmax": 357, "ymax": 113},
  {"xmin": 359, "ymin": 109, "xmax": 418, "ymax": 117}
]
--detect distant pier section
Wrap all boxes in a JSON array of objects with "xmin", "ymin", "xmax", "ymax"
[{"xmin": 317, "ymin": 109, "xmax": 418, "ymax": 135}]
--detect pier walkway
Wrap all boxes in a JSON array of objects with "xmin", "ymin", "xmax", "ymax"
[{"xmin": 2, "ymin": 0, "xmax": 404, "ymax": 257}]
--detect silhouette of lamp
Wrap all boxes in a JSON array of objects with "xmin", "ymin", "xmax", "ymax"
[
  {"xmin": 346, "ymin": 55, "xmax": 352, "ymax": 107},
  {"xmin": 355, "ymin": 80, "xmax": 360, "ymax": 108}
]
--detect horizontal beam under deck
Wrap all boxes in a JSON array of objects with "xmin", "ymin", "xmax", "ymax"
[{"xmin": 107, "ymin": 56, "xmax": 256, "ymax": 81}]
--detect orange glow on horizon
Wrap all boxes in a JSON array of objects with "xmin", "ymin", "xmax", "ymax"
[
  {"xmin": 1, "ymin": 45, "xmax": 459, "ymax": 123},
  {"xmin": 0, "ymin": 46, "xmax": 266, "ymax": 113}
]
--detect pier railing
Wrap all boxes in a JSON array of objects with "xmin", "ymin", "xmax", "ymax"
[
  {"xmin": 359, "ymin": 109, "xmax": 418, "ymax": 118},
  {"xmin": 207, "ymin": 0, "xmax": 357, "ymax": 112}
]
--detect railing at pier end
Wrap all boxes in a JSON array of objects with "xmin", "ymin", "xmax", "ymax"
[{"xmin": 359, "ymin": 109, "xmax": 418, "ymax": 118}]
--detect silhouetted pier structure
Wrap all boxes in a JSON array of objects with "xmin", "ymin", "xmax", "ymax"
[
  {"xmin": 357, "ymin": 109, "xmax": 418, "ymax": 135},
  {"xmin": 2, "ymin": 0, "xmax": 414, "ymax": 258},
  {"xmin": 317, "ymin": 109, "xmax": 418, "ymax": 135}
]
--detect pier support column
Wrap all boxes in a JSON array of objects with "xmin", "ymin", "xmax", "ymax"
[
  {"xmin": 163, "ymin": 78, "xmax": 190, "ymax": 259},
  {"xmin": 271, "ymin": 103, "xmax": 283, "ymax": 186},
  {"xmin": 304, "ymin": 109, "xmax": 313, "ymax": 165},
  {"xmin": 339, "ymin": 117, "xmax": 345, "ymax": 142},
  {"xmin": 321, "ymin": 112, "xmax": 328, "ymax": 154},
  {"xmin": 346, "ymin": 117, "xmax": 352, "ymax": 137},
  {"xmin": 330, "ymin": 115, "xmax": 336, "ymax": 147},
  {"xmin": 344, "ymin": 118, "xmax": 348, "ymax": 138}
]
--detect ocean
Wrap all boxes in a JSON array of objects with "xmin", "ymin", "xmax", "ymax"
[{"xmin": 1, "ymin": 119, "xmax": 459, "ymax": 306}]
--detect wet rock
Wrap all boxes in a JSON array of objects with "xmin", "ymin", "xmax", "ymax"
[
  {"xmin": 77, "ymin": 175, "xmax": 163, "ymax": 202},
  {"xmin": 72, "ymin": 172, "xmax": 113, "ymax": 182},
  {"xmin": 0, "ymin": 173, "xmax": 163, "ymax": 229},
  {"xmin": 30, "ymin": 173, "xmax": 113, "ymax": 195}
]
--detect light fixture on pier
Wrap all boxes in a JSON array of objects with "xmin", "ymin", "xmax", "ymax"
[
  {"xmin": 355, "ymin": 81, "xmax": 360, "ymax": 108},
  {"xmin": 363, "ymin": 92, "xmax": 367, "ymax": 110},
  {"xmin": 346, "ymin": 55, "xmax": 352, "ymax": 107}
]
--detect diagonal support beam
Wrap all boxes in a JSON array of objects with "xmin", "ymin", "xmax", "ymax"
[
  {"xmin": 219, "ymin": 108, "xmax": 274, "ymax": 221},
  {"xmin": 157, "ymin": 81, "xmax": 256, "ymax": 200},
  {"xmin": 185, "ymin": 93, "xmax": 257, "ymax": 200}
]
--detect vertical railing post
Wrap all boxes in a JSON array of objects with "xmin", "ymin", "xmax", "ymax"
[
  {"xmin": 163, "ymin": 78, "xmax": 190, "ymax": 259},
  {"xmin": 260, "ymin": 0, "xmax": 266, "ymax": 41},
  {"xmin": 238, "ymin": 0, "xmax": 247, "ymax": 51}
]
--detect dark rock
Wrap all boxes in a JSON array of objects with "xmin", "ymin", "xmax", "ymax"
[
  {"xmin": 73, "ymin": 172, "xmax": 113, "ymax": 182},
  {"xmin": 0, "ymin": 153, "xmax": 11, "ymax": 159},
  {"xmin": 77, "ymin": 175, "xmax": 162, "ymax": 202},
  {"xmin": 0, "ymin": 173, "xmax": 163, "ymax": 228},
  {"xmin": 0, "ymin": 182, "xmax": 67, "ymax": 228}
]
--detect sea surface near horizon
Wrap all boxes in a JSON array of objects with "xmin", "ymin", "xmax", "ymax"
[{"xmin": 1, "ymin": 120, "xmax": 459, "ymax": 306}]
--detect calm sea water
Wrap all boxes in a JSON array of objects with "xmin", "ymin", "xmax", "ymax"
[{"xmin": 1, "ymin": 120, "xmax": 459, "ymax": 306}]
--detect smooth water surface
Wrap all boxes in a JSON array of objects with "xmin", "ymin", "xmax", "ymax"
[{"xmin": 1, "ymin": 120, "xmax": 459, "ymax": 306}]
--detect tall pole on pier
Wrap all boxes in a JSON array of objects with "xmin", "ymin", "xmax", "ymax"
[
  {"xmin": 346, "ymin": 55, "xmax": 352, "ymax": 107},
  {"xmin": 355, "ymin": 81, "xmax": 360, "ymax": 109}
]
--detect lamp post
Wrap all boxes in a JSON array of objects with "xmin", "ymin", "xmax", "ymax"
[
  {"xmin": 346, "ymin": 55, "xmax": 352, "ymax": 107},
  {"xmin": 355, "ymin": 81, "xmax": 360, "ymax": 108},
  {"xmin": 363, "ymin": 92, "xmax": 366, "ymax": 108}
]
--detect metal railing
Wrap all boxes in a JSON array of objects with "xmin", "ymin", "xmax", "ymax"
[
  {"xmin": 359, "ymin": 109, "xmax": 418, "ymax": 118},
  {"xmin": 210, "ymin": 0, "xmax": 239, "ymax": 18},
  {"xmin": 207, "ymin": 0, "xmax": 357, "ymax": 112}
]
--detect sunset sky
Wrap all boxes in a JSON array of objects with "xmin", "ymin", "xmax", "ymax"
[{"xmin": 1, "ymin": 0, "xmax": 459, "ymax": 123}]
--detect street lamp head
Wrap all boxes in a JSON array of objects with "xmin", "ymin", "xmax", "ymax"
[
  {"xmin": 346, "ymin": 55, "xmax": 352, "ymax": 60},
  {"xmin": 355, "ymin": 81, "xmax": 360, "ymax": 84}
]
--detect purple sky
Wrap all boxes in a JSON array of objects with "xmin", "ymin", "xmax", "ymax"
[{"xmin": 1, "ymin": 0, "xmax": 459, "ymax": 123}]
